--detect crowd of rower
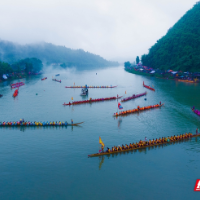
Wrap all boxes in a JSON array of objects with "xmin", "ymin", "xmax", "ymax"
[
  {"xmin": 104, "ymin": 133, "xmax": 193, "ymax": 153},
  {"xmin": 114, "ymin": 103, "xmax": 162, "ymax": 116}
]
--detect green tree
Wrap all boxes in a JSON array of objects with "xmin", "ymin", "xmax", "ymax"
[
  {"xmin": 124, "ymin": 61, "xmax": 131, "ymax": 68},
  {"xmin": 136, "ymin": 56, "xmax": 140, "ymax": 64}
]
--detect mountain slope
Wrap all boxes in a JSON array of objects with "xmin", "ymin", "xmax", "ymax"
[
  {"xmin": 0, "ymin": 40, "xmax": 118, "ymax": 69},
  {"xmin": 141, "ymin": 2, "xmax": 200, "ymax": 72}
]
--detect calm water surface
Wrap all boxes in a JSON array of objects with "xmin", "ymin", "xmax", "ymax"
[{"xmin": 0, "ymin": 66, "xmax": 200, "ymax": 200}]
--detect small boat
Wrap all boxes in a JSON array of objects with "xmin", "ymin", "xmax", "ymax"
[
  {"xmin": 55, "ymin": 74, "xmax": 60, "ymax": 76},
  {"xmin": 191, "ymin": 107, "xmax": 200, "ymax": 117},
  {"xmin": 80, "ymin": 88, "xmax": 88, "ymax": 96},
  {"xmin": 63, "ymin": 96, "xmax": 122, "ymax": 106},
  {"xmin": 0, "ymin": 121, "xmax": 84, "ymax": 126},
  {"xmin": 0, "ymin": 94, "xmax": 3, "ymax": 98},
  {"xmin": 88, "ymin": 133, "xmax": 199, "ymax": 157},
  {"xmin": 114, "ymin": 103, "xmax": 164, "ymax": 117},
  {"xmin": 13, "ymin": 89, "xmax": 19, "ymax": 97},
  {"xmin": 52, "ymin": 79, "xmax": 61, "ymax": 83},
  {"xmin": 41, "ymin": 77, "xmax": 47, "ymax": 81},
  {"xmin": 143, "ymin": 81, "xmax": 155, "ymax": 91},
  {"xmin": 65, "ymin": 85, "xmax": 117, "ymax": 88},
  {"xmin": 121, "ymin": 92, "xmax": 147, "ymax": 102}
]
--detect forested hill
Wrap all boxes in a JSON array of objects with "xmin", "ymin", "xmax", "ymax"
[
  {"xmin": 0, "ymin": 40, "xmax": 118, "ymax": 69},
  {"xmin": 141, "ymin": 1, "xmax": 200, "ymax": 72}
]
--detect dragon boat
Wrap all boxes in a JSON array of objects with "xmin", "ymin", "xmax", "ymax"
[
  {"xmin": 143, "ymin": 81, "xmax": 155, "ymax": 91},
  {"xmin": 10, "ymin": 82, "xmax": 25, "ymax": 89},
  {"xmin": 178, "ymin": 79, "xmax": 197, "ymax": 83},
  {"xmin": 121, "ymin": 92, "xmax": 147, "ymax": 102},
  {"xmin": 63, "ymin": 96, "xmax": 122, "ymax": 106},
  {"xmin": 52, "ymin": 79, "xmax": 61, "ymax": 83},
  {"xmin": 191, "ymin": 107, "xmax": 200, "ymax": 117},
  {"xmin": 13, "ymin": 89, "xmax": 19, "ymax": 97},
  {"xmin": 114, "ymin": 103, "xmax": 164, "ymax": 117},
  {"xmin": 0, "ymin": 121, "xmax": 84, "ymax": 126},
  {"xmin": 41, "ymin": 77, "xmax": 47, "ymax": 81},
  {"xmin": 88, "ymin": 133, "xmax": 200, "ymax": 157},
  {"xmin": 65, "ymin": 85, "xmax": 117, "ymax": 88}
]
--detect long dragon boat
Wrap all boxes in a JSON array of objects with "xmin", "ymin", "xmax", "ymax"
[
  {"xmin": 143, "ymin": 81, "xmax": 155, "ymax": 91},
  {"xmin": 178, "ymin": 79, "xmax": 197, "ymax": 83},
  {"xmin": 65, "ymin": 85, "xmax": 117, "ymax": 88},
  {"xmin": 63, "ymin": 96, "xmax": 122, "ymax": 106},
  {"xmin": 88, "ymin": 133, "xmax": 200, "ymax": 157},
  {"xmin": 121, "ymin": 92, "xmax": 147, "ymax": 102},
  {"xmin": 52, "ymin": 79, "xmax": 61, "ymax": 83},
  {"xmin": 10, "ymin": 82, "xmax": 25, "ymax": 88},
  {"xmin": 191, "ymin": 107, "xmax": 200, "ymax": 117},
  {"xmin": 114, "ymin": 103, "xmax": 164, "ymax": 117},
  {"xmin": 41, "ymin": 77, "xmax": 47, "ymax": 81},
  {"xmin": 0, "ymin": 121, "xmax": 84, "ymax": 126}
]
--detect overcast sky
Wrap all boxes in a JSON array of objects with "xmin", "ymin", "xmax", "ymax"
[{"xmin": 0, "ymin": 0, "xmax": 198, "ymax": 62}]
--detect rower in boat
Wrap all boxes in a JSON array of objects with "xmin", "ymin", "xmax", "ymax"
[
  {"xmin": 114, "ymin": 146, "xmax": 118, "ymax": 151},
  {"xmin": 129, "ymin": 143, "xmax": 133, "ymax": 148},
  {"xmin": 152, "ymin": 139, "xmax": 155, "ymax": 144},
  {"xmin": 111, "ymin": 147, "xmax": 114, "ymax": 152},
  {"xmin": 122, "ymin": 145, "xmax": 125, "ymax": 150},
  {"xmin": 148, "ymin": 140, "xmax": 151, "ymax": 145},
  {"xmin": 118, "ymin": 146, "xmax": 122, "ymax": 151},
  {"xmin": 106, "ymin": 147, "xmax": 110, "ymax": 153}
]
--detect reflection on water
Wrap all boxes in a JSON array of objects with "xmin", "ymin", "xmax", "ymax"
[
  {"xmin": 0, "ymin": 125, "xmax": 81, "ymax": 131},
  {"xmin": 98, "ymin": 156, "xmax": 105, "ymax": 170}
]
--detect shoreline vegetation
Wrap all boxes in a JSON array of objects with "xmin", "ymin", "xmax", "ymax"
[
  {"xmin": 0, "ymin": 58, "xmax": 43, "ymax": 83},
  {"xmin": 124, "ymin": 63, "xmax": 200, "ymax": 83},
  {"xmin": 124, "ymin": 2, "xmax": 200, "ymax": 82}
]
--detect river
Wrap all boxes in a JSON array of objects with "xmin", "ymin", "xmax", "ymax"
[{"xmin": 0, "ymin": 66, "xmax": 200, "ymax": 200}]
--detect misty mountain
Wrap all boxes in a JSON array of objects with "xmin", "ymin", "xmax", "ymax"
[
  {"xmin": 0, "ymin": 40, "xmax": 119, "ymax": 69},
  {"xmin": 141, "ymin": 2, "xmax": 200, "ymax": 72}
]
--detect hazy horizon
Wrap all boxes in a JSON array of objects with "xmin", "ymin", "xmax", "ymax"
[{"xmin": 0, "ymin": 0, "xmax": 198, "ymax": 62}]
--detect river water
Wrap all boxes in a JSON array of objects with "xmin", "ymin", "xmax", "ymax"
[{"xmin": 0, "ymin": 66, "xmax": 200, "ymax": 200}]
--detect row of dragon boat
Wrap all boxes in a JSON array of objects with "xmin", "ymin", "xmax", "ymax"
[
  {"xmin": 114, "ymin": 103, "xmax": 164, "ymax": 116},
  {"xmin": 63, "ymin": 96, "xmax": 122, "ymax": 106},
  {"xmin": 88, "ymin": 132, "xmax": 199, "ymax": 157},
  {"xmin": 0, "ymin": 121, "xmax": 84, "ymax": 126},
  {"xmin": 143, "ymin": 81, "xmax": 155, "ymax": 91},
  {"xmin": 10, "ymin": 82, "xmax": 25, "ymax": 88},
  {"xmin": 65, "ymin": 85, "xmax": 117, "ymax": 88},
  {"xmin": 121, "ymin": 92, "xmax": 147, "ymax": 102}
]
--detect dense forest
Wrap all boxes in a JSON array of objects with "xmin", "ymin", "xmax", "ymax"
[
  {"xmin": 0, "ymin": 58, "xmax": 43, "ymax": 78},
  {"xmin": 0, "ymin": 40, "xmax": 118, "ymax": 70},
  {"xmin": 141, "ymin": 1, "xmax": 200, "ymax": 72}
]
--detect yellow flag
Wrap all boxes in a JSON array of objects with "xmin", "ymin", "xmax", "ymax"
[
  {"xmin": 71, "ymin": 97, "xmax": 73, "ymax": 100},
  {"xmin": 99, "ymin": 136, "xmax": 105, "ymax": 147}
]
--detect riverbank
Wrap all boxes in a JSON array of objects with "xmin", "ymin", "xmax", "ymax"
[
  {"xmin": 0, "ymin": 72, "xmax": 42, "ymax": 83},
  {"xmin": 125, "ymin": 66, "xmax": 200, "ymax": 83}
]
